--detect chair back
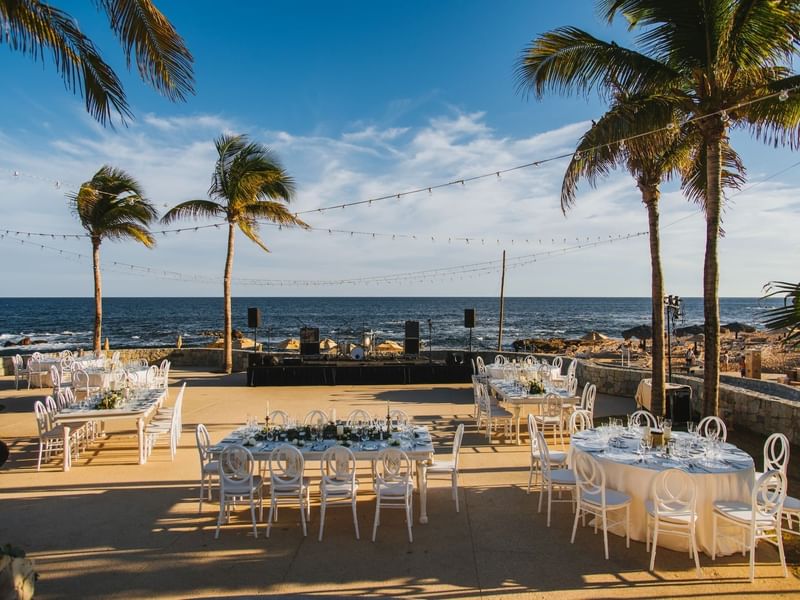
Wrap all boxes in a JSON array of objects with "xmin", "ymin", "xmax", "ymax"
[
  {"xmin": 303, "ymin": 409, "xmax": 329, "ymax": 427},
  {"xmin": 566, "ymin": 360, "xmax": 577, "ymax": 378},
  {"xmin": 44, "ymin": 396, "xmax": 59, "ymax": 429},
  {"xmin": 567, "ymin": 375, "xmax": 578, "ymax": 397},
  {"xmin": 552, "ymin": 356, "xmax": 564, "ymax": 371},
  {"xmin": 60, "ymin": 355, "xmax": 74, "ymax": 373},
  {"xmin": 389, "ymin": 409, "xmax": 410, "ymax": 428},
  {"xmin": 159, "ymin": 359, "xmax": 171, "ymax": 387},
  {"xmin": 698, "ymin": 416, "xmax": 727, "ymax": 442},
  {"xmin": 494, "ymin": 355, "xmax": 506, "ymax": 365},
  {"xmin": 72, "ymin": 369, "xmax": 90, "ymax": 395},
  {"xmin": 346, "ymin": 409, "xmax": 373, "ymax": 428},
  {"xmin": 111, "ymin": 350, "xmax": 121, "ymax": 364},
  {"xmin": 219, "ymin": 445, "xmax": 255, "ymax": 493},
  {"xmin": 56, "ymin": 390, "xmax": 70, "ymax": 410},
  {"xmin": 196, "ymin": 423, "xmax": 212, "ymax": 465},
  {"xmin": 269, "ymin": 444, "xmax": 305, "ymax": 488},
  {"xmin": 31, "ymin": 352, "xmax": 43, "ymax": 360},
  {"xmin": 524, "ymin": 355, "xmax": 537, "ymax": 365},
  {"xmin": 452, "ymin": 423, "xmax": 465, "ymax": 469},
  {"xmin": 630, "ymin": 409, "xmax": 658, "ymax": 429},
  {"xmin": 527, "ymin": 413, "xmax": 539, "ymax": 449},
  {"xmin": 475, "ymin": 355, "xmax": 485, "ymax": 373},
  {"xmin": 374, "ymin": 447, "xmax": 411, "ymax": 486},
  {"xmin": 268, "ymin": 410, "xmax": 290, "ymax": 426},
  {"xmin": 650, "ymin": 468, "xmax": 696, "ymax": 519},
  {"xmin": 477, "ymin": 383, "xmax": 491, "ymax": 415},
  {"xmin": 144, "ymin": 365, "xmax": 159, "ymax": 387},
  {"xmin": 753, "ymin": 470, "xmax": 787, "ymax": 523},
  {"xmin": 582, "ymin": 384, "xmax": 597, "ymax": 417},
  {"xmin": 50, "ymin": 365, "xmax": 61, "ymax": 389},
  {"xmin": 763, "ymin": 433, "xmax": 790, "ymax": 475},
  {"xmin": 33, "ymin": 400, "xmax": 51, "ymax": 435},
  {"xmin": 137, "ymin": 358, "xmax": 149, "ymax": 368},
  {"xmin": 569, "ymin": 410, "xmax": 592, "ymax": 434},
  {"xmin": 12, "ymin": 354, "xmax": 23, "ymax": 373},
  {"xmin": 535, "ymin": 431, "xmax": 555, "ymax": 479},
  {"xmin": 541, "ymin": 393, "xmax": 561, "ymax": 418},
  {"xmin": 574, "ymin": 451, "xmax": 607, "ymax": 505},
  {"xmin": 320, "ymin": 445, "xmax": 356, "ymax": 489}
]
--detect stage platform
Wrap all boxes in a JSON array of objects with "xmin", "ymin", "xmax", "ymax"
[{"xmin": 246, "ymin": 354, "xmax": 472, "ymax": 386}]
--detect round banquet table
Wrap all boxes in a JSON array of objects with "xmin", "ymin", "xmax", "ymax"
[{"xmin": 569, "ymin": 429, "xmax": 754, "ymax": 556}]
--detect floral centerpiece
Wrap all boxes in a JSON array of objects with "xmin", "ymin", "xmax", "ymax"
[
  {"xmin": 528, "ymin": 380, "xmax": 545, "ymax": 395},
  {"xmin": 96, "ymin": 390, "xmax": 124, "ymax": 410}
]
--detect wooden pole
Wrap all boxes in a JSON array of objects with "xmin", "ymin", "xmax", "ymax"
[{"xmin": 497, "ymin": 250, "xmax": 506, "ymax": 351}]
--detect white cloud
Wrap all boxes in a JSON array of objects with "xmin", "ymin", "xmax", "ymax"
[{"xmin": 1, "ymin": 109, "xmax": 799, "ymax": 297}]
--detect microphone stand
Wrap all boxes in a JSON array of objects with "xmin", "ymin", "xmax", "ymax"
[{"xmin": 427, "ymin": 319, "xmax": 433, "ymax": 364}]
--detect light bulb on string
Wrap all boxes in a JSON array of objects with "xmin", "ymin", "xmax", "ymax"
[{"xmin": 779, "ymin": 89, "xmax": 790, "ymax": 102}]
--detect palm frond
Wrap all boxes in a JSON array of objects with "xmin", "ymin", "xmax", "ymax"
[
  {"xmin": 515, "ymin": 26, "xmax": 678, "ymax": 100},
  {"xmin": 725, "ymin": 0, "xmax": 800, "ymax": 76},
  {"xmin": 237, "ymin": 218, "xmax": 269, "ymax": 253},
  {"xmin": 681, "ymin": 141, "xmax": 747, "ymax": 206},
  {"xmin": 738, "ymin": 74, "xmax": 800, "ymax": 149},
  {"xmin": 762, "ymin": 280, "xmax": 800, "ymax": 347},
  {"xmin": 160, "ymin": 199, "xmax": 224, "ymax": 224},
  {"xmin": 241, "ymin": 201, "xmax": 309, "ymax": 229},
  {"xmin": 101, "ymin": 222, "xmax": 155, "ymax": 247},
  {"xmin": 0, "ymin": 0, "xmax": 130, "ymax": 124},
  {"xmin": 96, "ymin": 0, "xmax": 194, "ymax": 101}
]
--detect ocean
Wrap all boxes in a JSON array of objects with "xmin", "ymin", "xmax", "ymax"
[{"xmin": 0, "ymin": 297, "xmax": 780, "ymax": 356}]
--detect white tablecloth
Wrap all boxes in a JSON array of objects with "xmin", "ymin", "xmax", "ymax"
[
  {"xmin": 635, "ymin": 378, "xmax": 692, "ymax": 412},
  {"xmin": 570, "ymin": 430, "xmax": 754, "ymax": 556},
  {"xmin": 27, "ymin": 357, "xmax": 105, "ymax": 387},
  {"xmin": 84, "ymin": 366, "xmax": 153, "ymax": 390}
]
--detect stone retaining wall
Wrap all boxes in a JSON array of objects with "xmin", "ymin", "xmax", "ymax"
[
  {"xmin": 720, "ymin": 374, "xmax": 800, "ymax": 402},
  {"xmin": 576, "ymin": 361, "xmax": 800, "ymax": 445}
]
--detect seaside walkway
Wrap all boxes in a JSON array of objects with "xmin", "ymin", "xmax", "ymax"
[{"xmin": 0, "ymin": 369, "xmax": 797, "ymax": 599}]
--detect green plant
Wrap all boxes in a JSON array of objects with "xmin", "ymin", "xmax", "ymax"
[{"xmin": 763, "ymin": 280, "xmax": 800, "ymax": 348}]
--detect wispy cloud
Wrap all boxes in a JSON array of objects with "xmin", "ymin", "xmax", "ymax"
[{"xmin": 1, "ymin": 108, "xmax": 798, "ymax": 297}]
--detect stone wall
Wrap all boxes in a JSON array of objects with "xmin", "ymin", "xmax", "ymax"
[
  {"xmin": 720, "ymin": 374, "xmax": 800, "ymax": 402},
  {"xmin": 576, "ymin": 361, "xmax": 800, "ymax": 445}
]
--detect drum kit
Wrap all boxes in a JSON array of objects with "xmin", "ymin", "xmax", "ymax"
[{"xmin": 330, "ymin": 325, "xmax": 377, "ymax": 360}]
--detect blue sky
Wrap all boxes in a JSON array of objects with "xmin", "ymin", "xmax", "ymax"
[{"xmin": 1, "ymin": 1, "xmax": 798, "ymax": 297}]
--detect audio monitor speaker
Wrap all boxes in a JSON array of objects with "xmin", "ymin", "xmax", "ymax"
[
  {"xmin": 300, "ymin": 327, "xmax": 320, "ymax": 356},
  {"xmin": 404, "ymin": 320, "xmax": 420, "ymax": 339},
  {"xmin": 464, "ymin": 308, "xmax": 476, "ymax": 328},
  {"xmin": 404, "ymin": 338, "xmax": 420, "ymax": 355},
  {"xmin": 247, "ymin": 307, "xmax": 262, "ymax": 329}
]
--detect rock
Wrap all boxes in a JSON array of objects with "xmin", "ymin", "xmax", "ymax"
[
  {"xmin": 18, "ymin": 337, "xmax": 31, "ymax": 346},
  {"xmin": 2, "ymin": 341, "xmax": 14, "ymax": 348},
  {"xmin": 30, "ymin": 340, "xmax": 47, "ymax": 345},
  {"xmin": 233, "ymin": 329, "xmax": 245, "ymax": 340}
]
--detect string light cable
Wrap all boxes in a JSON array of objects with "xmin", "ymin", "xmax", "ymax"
[{"xmin": 3, "ymin": 83, "xmax": 796, "ymax": 213}]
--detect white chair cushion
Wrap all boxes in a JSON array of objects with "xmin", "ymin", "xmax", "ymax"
[
  {"xmin": 202, "ymin": 460, "xmax": 219, "ymax": 474},
  {"xmin": 272, "ymin": 476, "xmax": 310, "ymax": 493},
  {"xmin": 548, "ymin": 469, "xmax": 576, "ymax": 485},
  {"xmin": 783, "ymin": 495, "xmax": 800, "ymax": 514},
  {"xmin": 490, "ymin": 407, "xmax": 513, "ymax": 417},
  {"xmin": 645, "ymin": 499, "xmax": 697, "ymax": 523},
  {"xmin": 427, "ymin": 460, "xmax": 455, "ymax": 473},
  {"xmin": 713, "ymin": 501, "xmax": 776, "ymax": 526},
  {"xmin": 222, "ymin": 475, "xmax": 263, "ymax": 496},
  {"xmin": 377, "ymin": 480, "xmax": 413, "ymax": 497},
  {"xmin": 322, "ymin": 479, "xmax": 359, "ymax": 495},
  {"xmin": 582, "ymin": 488, "xmax": 631, "ymax": 507}
]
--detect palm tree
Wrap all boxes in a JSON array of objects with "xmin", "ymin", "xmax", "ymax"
[
  {"xmin": 162, "ymin": 134, "xmax": 308, "ymax": 373},
  {"xmin": 763, "ymin": 281, "xmax": 800, "ymax": 348},
  {"xmin": 0, "ymin": 0, "xmax": 193, "ymax": 125},
  {"xmin": 516, "ymin": 0, "xmax": 800, "ymax": 416},
  {"xmin": 69, "ymin": 166, "xmax": 157, "ymax": 353}
]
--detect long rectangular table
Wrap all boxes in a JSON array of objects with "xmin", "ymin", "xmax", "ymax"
[
  {"xmin": 489, "ymin": 379, "xmax": 579, "ymax": 444},
  {"xmin": 210, "ymin": 428, "xmax": 435, "ymax": 523},
  {"xmin": 54, "ymin": 388, "xmax": 166, "ymax": 470}
]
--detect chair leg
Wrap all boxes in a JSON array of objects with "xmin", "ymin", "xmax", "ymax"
[
  {"xmin": 300, "ymin": 493, "xmax": 308, "ymax": 537},
  {"xmin": 691, "ymin": 527, "xmax": 701, "ymax": 577},
  {"xmin": 712, "ymin": 514, "xmax": 717, "ymax": 560},
  {"xmin": 546, "ymin": 484, "xmax": 552, "ymax": 528},
  {"xmin": 250, "ymin": 493, "xmax": 258, "ymax": 539},
  {"xmin": 602, "ymin": 511, "xmax": 609, "ymax": 560},
  {"xmin": 749, "ymin": 530, "xmax": 756, "ymax": 582},
  {"xmin": 199, "ymin": 472, "xmax": 205, "ymax": 512},
  {"xmin": 352, "ymin": 497, "xmax": 360, "ymax": 540},
  {"xmin": 266, "ymin": 496, "xmax": 276, "ymax": 538},
  {"xmin": 649, "ymin": 520, "xmax": 659, "ymax": 571},
  {"xmin": 777, "ymin": 526, "xmax": 788, "ymax": 578},
  {"xmin": 215, "ymin": 496, "xmax": 225, "ymax": 539},
  {"xmin": 372, "ymin": 495, "xmax": 380, "ymax": 542},
  {"xmin": 37, "ymin": 441, "xmax": 44, "ymax": 471},
  {"xmin": 453, "ymin": 472, "xmax": 459, "ymax": 513},
  {"xmin": 318, "ymin": 499, "xmax": 326, "ymax": 542},
  {"xmin": 625, "ymin": 505, "xmax": 630, "ymax": 548},
  {"xmin": 570, "ymin": 503, "xmax": 580, "ymax": 544},
  {"xmin": 406, "ymin": 496, "xmax": 413, "ymax": 543}
]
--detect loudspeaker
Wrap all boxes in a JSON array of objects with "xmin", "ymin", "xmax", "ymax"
[
  {"xmin": 247, "ymin": 307, "xmax": 261, "ymax": 329},
  {"xmin": 404, "ymin": 320, "xmax": 420, "ymax": 339},
  {"xmin": 300, "ymin": 327, "xmax": 319, "ymax": 356},
  {"xmin": 446, "ymin": 352, "xmax": 463, "ymax": 366},
  {"xmin": 464, "ymin": 308, "xmax": 476, "ymax": 328},
  {"xmin": 404, "ymin": 338, "xmax": 420, "ymax": 355}
]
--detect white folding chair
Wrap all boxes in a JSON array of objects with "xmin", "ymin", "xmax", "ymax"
[
  {"xmin": 630, "ymin": 409, "xmax": 658, "ymax": 429},
  {"xmin": 426, "ymin": 423, "xmax": 465, "ymax": 512},
  {"xmin": 712, "ymin": 470, "xmax": 788, "ymax": 581},
  {"xmin": 494, "ymin": 355, "xmax": 506, "ymax": 365},
  {"xmin": 33, "ymin": 400, "xmax": 73, "ymax": 470},
  {"xmin": 477, "ymin": 383, "xmax": 512, "ymax": 441},
  {"xmin": 266, "ymin": 444, "xmax": 310, "ymax": 537},
  {"xmin": 268, "ymin": 410, "xmax": 291, "ymax": 426},
  {"xmin": 537, "ymin": 431, "xmax": 576, "ymax": 527},
  {"xmin": 145, "ymin": 383, "xmax": 185, "ymax": 460},
  {"xmin": 27, "ymin": 359, "xmax": 47, "ymax": 389},
  {"xmin": 527, "ymin": 414, "xmax": 567, "ymax": 493},
  {"xmin": 195, "ymin": 424, "xmax": 219, "ymax": 512},
  {"xmin": 72, "ymin": 369, "xmax": 100, "ymax": 401},
  {"xmin": 346, "ymin": 409, "xmax": 374, "ymax": 428},
  {"xmin": 756, "ymin": 433, "xmax": 789, "ymax": 479},
  {"xmin": 571, "ymin": 451, "xmax": 631, "ymax": 560},
  {"xmin": 372, "ymin": 447, "xmax": 414, "ymax": 542},
  {"xmin": 389, "ymin": 409, "xmax": 411, "ymax": 429},
  {"xmin": 582, "ymin": 384, "xmax": 597, "ymax": 421},
  {"xmin": 698, "ymin": 416, "xmax": 727, "ymax": 442},
  {"xmin": 568, "ymin": 410, "xmax": 593, "ymax": 434},
  {"xmin": 534, "ymin": 394, "xmax": 565, "ymax": 447},
  {"xmin": 214, "ymin": 445, "xmax": 263, "ymax": 539},
  {"xmin": 318, "ymin": 445, "xmax": 359, "ymax": 541},
  {"xmin": 646, "ymin": 468, "xmax": 701, "ymax": 576},
  {"xmin": 303, "ymin": 409, "xmax": 329, "ymax": 427},
  {"xmin": 12, "ymin": 354, "xmax": 29, "ymax": 390}
]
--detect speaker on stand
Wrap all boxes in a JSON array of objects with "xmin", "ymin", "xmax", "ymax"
[
  {"xmin": 300, "ymin": 327, "xmax": 320, "ymax": 356},
  {"xmin": 247, "ymin": 307, "xmax": 261, "ymax": 353},
  {"xmin": 464, "ymin": 308, "xmax": 476, "ymax": 353},
  {"xmin": 404, "ymin": 320, "xmax": 420, "ymax": 356}
]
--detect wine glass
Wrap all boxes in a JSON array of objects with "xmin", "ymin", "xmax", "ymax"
[{"xmin": 360, "ymin": 427, "xmax": 370, "ymax": 443}]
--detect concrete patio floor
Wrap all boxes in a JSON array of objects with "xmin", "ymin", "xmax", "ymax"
[{"xmin": 0, "ymin": 369, "xmax": 797, "ymax": 599}]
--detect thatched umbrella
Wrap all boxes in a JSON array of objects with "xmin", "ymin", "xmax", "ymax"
[
  {"xmin": 622, "ymin": 324, "xmax": 653, "ymax": 352},
  {"xmin": 376, "ymin": 340, "xmax": 404, "ymax": 354},
  {"xmin": 723, "ymin": 322, "xmax": 756, "ymax": 339},
  {"xmin": 675, "ymin": 324, "xmax": 704, "ymax": 337},
  {"xmin": 277, "ymin": 338, "xmax": 299, "ymax": 351},
  {"xmin": 581, "ymin": 331, "xmax": 608, "ymax": 344}
]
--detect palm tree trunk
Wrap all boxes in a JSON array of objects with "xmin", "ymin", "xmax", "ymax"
[
  {"xmin": 223, "ymin": 222, "xmax": 236, "ymax": 373},
  {"xmin": 92, "ymin": 238, "xmax": 102, "ymax": 354},
  {"xmin": 703, "ymin": 129, "xmax": 724, "ymax": 417},
  {"xmin": 642, "ymin": 186, "xmax": 665, "ymax": 417}
]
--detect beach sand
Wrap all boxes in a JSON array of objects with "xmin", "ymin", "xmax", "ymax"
[{"xmin": 1, "ymin": 369, "xmax": 798, "ymax": 599}]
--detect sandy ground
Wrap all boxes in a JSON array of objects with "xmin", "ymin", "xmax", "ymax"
[{"xmin": 1, "ymin": 370, "xmax": 798, "ymax": 599}]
